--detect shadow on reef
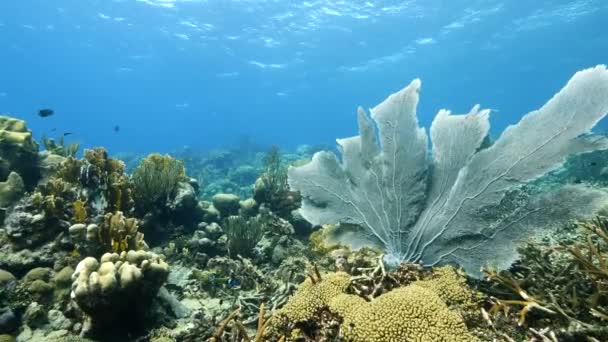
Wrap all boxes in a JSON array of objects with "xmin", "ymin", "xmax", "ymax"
[{"xmin": 1, "ymin": 106, "xmax": 608, "ymax": 341}]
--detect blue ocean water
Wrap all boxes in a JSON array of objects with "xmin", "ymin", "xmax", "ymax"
[{"xmin": 0, "ymin": 0, "xmax": 607, "ymax": 154}]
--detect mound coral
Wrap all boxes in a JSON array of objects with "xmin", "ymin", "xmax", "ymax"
[
  {"xmin": 71, "ymin": 250, "xmax": 169, "ymax": 337},
  {"xmin": 0, "ymin": 116, "xmax": 40, "ymax": 189},
  {"xmin": 270, "ymin": 266, "xmax": 478, "ymax": 341},
  {"xmin": 288, "ymin": 65, "xmax": 608, "ymax": 276},
  {"xmin": 331, "ymin": 285, "xmax": 476, "ymax": 342}
]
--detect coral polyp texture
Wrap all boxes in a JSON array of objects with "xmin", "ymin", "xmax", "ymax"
[
  {"xmin": 268, "ymin": 267, "xmax": 478, "ymax": 341},
  {"xmin": 288, "ymin": 65, "xmax": 608, "ymax": 275}
]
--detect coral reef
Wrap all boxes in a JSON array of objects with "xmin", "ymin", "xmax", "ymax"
[
  {"xmin": 4, "ymin": 79, "xmax": 608, "ymax": 342},
  {"xmin": 483, "ymin": 216, "xmax": 608, "ymax": 340}
]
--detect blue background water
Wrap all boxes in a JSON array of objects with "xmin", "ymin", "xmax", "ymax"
[{"xmin": 0, "ymin": 0, "xmax": 607, "ymax": 154}]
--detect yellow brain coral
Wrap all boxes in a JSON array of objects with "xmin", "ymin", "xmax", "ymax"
[
  {"xmin": 415, "ymin": 266, "xmax": 474, "ymax": 306},
  {"xmin": 271, "ymin": 266, "xmax": 479, "ymax": 341},
  {"xmin": 330, "ymin": 284, "xmax": 478, "ymax": 342},
  {"xmin": 274, "ymin": 272, "xmax": 350, "ymax": 323}
]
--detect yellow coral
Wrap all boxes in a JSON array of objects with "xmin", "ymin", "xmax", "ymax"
[
  {"xmin": 0, "ymin": 116, "xmax": 37, "ymax": 152},
  {"xmin": 330, "ymin": 285, "xmax": 478, "ymax": 342},
  {"xmin": 101, "ymin": 211, "xmax": 147, "ymax": 252},
  {"xmin": 274, "ymin": 272, "xmax": 350, "ymax": 323},
  {"xmin": 73, "ymin": 199, "xmax": 87, "ymax": 223},
  {"xmin": 271, "ymin": 267, "xmax": 478, "ymax": 342},
  {"xmin": 416, "ymin": 266, "xmax": 474, "ymax": 306}
]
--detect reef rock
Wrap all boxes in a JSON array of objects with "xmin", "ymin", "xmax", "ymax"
[
  {"xmin": 0, "ymin": 307, "xmax": 18, "ymax": 334},
  {"xmin": 0, "ymin": 172, "xmax": 24, "ymax": 208},
  {"xmin": 211, "ymin": 193, "xmax": 241, "ymax": 217}
]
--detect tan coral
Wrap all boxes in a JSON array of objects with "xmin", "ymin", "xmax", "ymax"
[
  {"xmin": 272, "ymin": 272, "xmax": 350, "ymax": 324},
  {"xmin": 270, "ymin": 267, "xmax": 478, "ymax": 342},
  {"xmin": 415, "ymin": 266, "xmax": 475, "ymax": 306},
  {"xmin": 330, "ymin": 284, "xmax": 478, "ymax": 342}
]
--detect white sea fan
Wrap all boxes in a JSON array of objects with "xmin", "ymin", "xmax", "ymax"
[{"xmin": 288, "ymin": 65, "xmax": 608, "ymax": 276}]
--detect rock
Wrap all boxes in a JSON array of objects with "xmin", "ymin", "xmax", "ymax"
[
  {"xmin": 166, "ymin": 264, "xmax": 192, "ymax": 289},
  {"xmin": 201, "ymin": 203, "xmax": 220, "ymax": 223},
  {"xmin": 157, "ymin": 287, "xmax": 191, "ymax": 318},
  {"xmin": 0, "ymin": 245, "xmax": 56, "ymax": 276},
  {"xmin": 85, "ymin": 224, "xmax": 99, "ymax": 241},
  {"xmin": 204, "ymin": 222, "xmax": 223, "ymax": 240},
  {"xmin": 272, "ymin": 244, "xmax": 290, "ymax": 265},
  {"xmin": 23, "ymin": 302, "xmax": 47, "ymax": 328},
  {"xmin": 53, "ymin": 266, "xmax": 74, "ymax": 287},
  {"xmin": 290, "ymin": 209, "xmax": 313, "ymax": 236},
  {"xmin": 23, "ymin": 267, "xmax": 52, "ymax": 283},
  {"xmin": 171, "ymin": 181, "xmax": 198, "ymax": 212},
  {"xmin": 68, "ymin": 223, "xmax": 86, "ymax": 236},
  {"xmin": 198, "ymin": 238, "xmax": 214, "ymax": 249},
  {"xmin": 27, "ymin": 279, "xmax": 53, "ymax": 295},
  {"xmin": 0, "ymin": 334, "xmax": 15, "ymax": 342},
  {"xmin": 37, "ymin": 152, "xmax": 66, "ymax": 186},
  {"xmin": 47, "ymin": 309, "xmax": 72, "ymax": 330},
  {"xmin": 211, "ymin": 193, "xmax": 240, "ymax": 217},
  {"xmin": 4, "ymin": 196, "xmax": 70, "ymax": 248},
  {"xmin": 0, "ymin": 172, "xmax": 24, "ymax": 208},
  {"xmin": 0, "ymin": 307, "xmax": 18, "ymax": 334},
  {"xmin": 0, "ymin": 269, "xmax": 16, "ymax": 286},
  {"xmin": 239, "ymin": 198, "xmax": 258, "ymax": 217}
]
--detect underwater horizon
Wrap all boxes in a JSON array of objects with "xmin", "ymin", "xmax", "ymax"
[
  {"xmin": 3, "ymin": 1, "xmax": 608, "ymax": 342},
  {"xmin": 1, "ymin": 0, "xmax": 607, "ymax": 154}
]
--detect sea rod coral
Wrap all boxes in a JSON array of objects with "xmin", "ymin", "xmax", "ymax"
[{"xmin": 288, "ymin": 65, "xmax": 608, "ymax": 275}]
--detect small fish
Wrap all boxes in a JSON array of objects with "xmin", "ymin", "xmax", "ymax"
[
  {"xmin": 113, "ymin": 125, "xmax": 120, "ymax": 133},
  {"xmin": 227, "ymin": 278, "xmax": 241, "ymax": 288},
  {"xmin": 51, "ymin": 128, "xmax": 57, "ymax": 132},
  {"xmin": 38, "ymin": 108, "xmax": 54, "ymax": 117},
  {"xmin": 63, "ymin": 132, "xmax": 73, "ymax": 136}
]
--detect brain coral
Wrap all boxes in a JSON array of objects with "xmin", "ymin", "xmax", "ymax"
[
  {"xmin": 415, "ymin": 266, "xmax": 475, "ymax": 306},
  {"xmin": 274, "ymin": 272, "xmax": 350, "ymax": 324},
  {"xmin": 329, "ymin": 284, "xmax": 478, "ymax": 342},
  {"xmin": 270, "ymin": 267, "xmax": 478, "ymax": 341}
]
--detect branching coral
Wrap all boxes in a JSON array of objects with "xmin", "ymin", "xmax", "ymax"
[
  {"xmin": 482, "ymin": 217, "xmax": 608, "ymax": 340},
  {"xmin": 41, "ymin": 134, "xmax": 80, "ymax": 157},
  {"xmin": 131, "ymin": 153, "xmax": 186, "ymax": 214},
  {"xmin": 99, "ymin": 211, "xmax": 147, "ymax": 253}
]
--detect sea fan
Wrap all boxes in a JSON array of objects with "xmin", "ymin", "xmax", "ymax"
[{"xmin": 288, "ymin": 65, "xmax": 608, "ymax": 276}]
